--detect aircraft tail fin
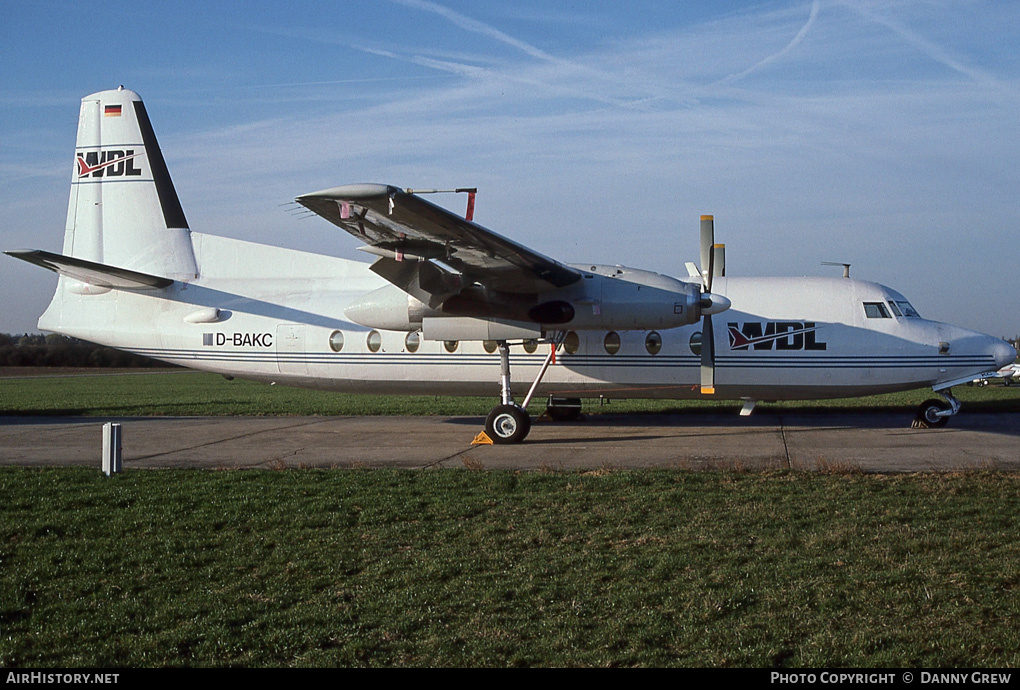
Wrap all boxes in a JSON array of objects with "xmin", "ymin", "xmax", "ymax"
[{"xmin": 62, "ymin": 87, "xmax": 197, "ymax": 281}]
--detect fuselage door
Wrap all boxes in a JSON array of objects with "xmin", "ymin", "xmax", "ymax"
[{"xmin": 276, "ymin": 324, "xmax": 309, "ymax": 376}]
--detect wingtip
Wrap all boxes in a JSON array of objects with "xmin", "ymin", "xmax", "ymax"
[{"xmin": 296, "ymin": 183, "xmax": 400, "ymax": 202}]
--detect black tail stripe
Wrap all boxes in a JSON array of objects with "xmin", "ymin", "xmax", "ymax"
[{"xmin": 133, "ymin": 100, "xmax": 189, "ymax": 229}]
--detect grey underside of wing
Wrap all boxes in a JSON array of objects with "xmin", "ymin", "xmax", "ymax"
[{"xmin": 295, "ymin": 184, "xmax": 580, "ymax": 294}]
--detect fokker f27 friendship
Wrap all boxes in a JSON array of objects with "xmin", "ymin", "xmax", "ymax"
[{"xmin": 7, "ymin": 88, "xmax": 1016, "ymax": 442}]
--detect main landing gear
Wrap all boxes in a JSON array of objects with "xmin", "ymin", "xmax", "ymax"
[
  {"xmin": 483, "ymin": 339, "xmax": 559, "ymax": 444},
  {"xmin": 912, "ymin": 389, "xmax": 961, "ymax": 429},
  {"xmin": 485, "ymin": 404, "xmax": 531, "ymax": 444}
]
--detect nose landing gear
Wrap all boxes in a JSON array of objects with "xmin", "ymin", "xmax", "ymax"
[{"xmin": 912, "ymin": 389, "xmax": 961, "ymax": 429}]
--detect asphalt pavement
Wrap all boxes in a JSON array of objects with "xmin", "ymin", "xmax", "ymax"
[{"xmin": 2, "ymin": 411, "xmax": 1017, "ymax": 472}]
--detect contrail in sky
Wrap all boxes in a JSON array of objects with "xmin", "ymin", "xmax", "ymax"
[{"xmin": 719, "ymin": 0, "xmax": 820, "ymax": 84}]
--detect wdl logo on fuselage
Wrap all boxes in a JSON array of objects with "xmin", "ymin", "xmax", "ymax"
[{"xmin": 727, "ymin": 322, "xmax": 826, "ymax": 351}]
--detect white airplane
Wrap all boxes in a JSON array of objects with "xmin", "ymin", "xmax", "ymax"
[
  {"xmin": 971, "ymin": 363, "xmax": 1020, "ymax": 386},
  {"xmin": 1001, "ymin": 364, "xmax": 1020, "ymax": 384},
  {"xmin": 7, "ymin": 88, "xmax": 1016, "ymax": 442}
]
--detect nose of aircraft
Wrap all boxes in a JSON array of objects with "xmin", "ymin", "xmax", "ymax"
[
  {"xmin": 991, "ymin": 338, "xmax": 1018, "ymax": 369},
  {"xmin": 940, "ymin": 325, "xmax": 1016, "ymax": 370}
]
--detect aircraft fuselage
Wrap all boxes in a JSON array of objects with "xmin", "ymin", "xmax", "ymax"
[{"xmin": 37, "ymin": 232, "xmax": 1012, "ymax": 402}]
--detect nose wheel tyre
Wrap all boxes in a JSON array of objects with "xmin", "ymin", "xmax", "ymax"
[
  {"xmin": 915, "ymin": 398, "xmax": 951, "ymax": 428},
  {"xmin": 485, "ymin": 404, "xmax": 531, "ymax": 444}
]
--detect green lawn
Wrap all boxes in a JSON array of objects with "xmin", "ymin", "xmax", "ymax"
[
  {"xmin": 2, "ymin": 468, "xmax": 1020, "ymax": 667},
  {"xmin": 2, "ymin": 369, "xmax": 1019, "ymax": 417},
  {"xmin": 3, "ymin": 370, "xmax": 1019, "ymax": 667}
]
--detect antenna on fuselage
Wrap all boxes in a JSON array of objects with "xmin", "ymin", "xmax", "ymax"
[{"xmin": 822, "ymin": 261, "xmax": 851, "ymax": 279}]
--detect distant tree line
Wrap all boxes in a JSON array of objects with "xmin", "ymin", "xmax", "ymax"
[{"xmin": 0, "ymin": 333, "xmax": 176, "ymax": 368}]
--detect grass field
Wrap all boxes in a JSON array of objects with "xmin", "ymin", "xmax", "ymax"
[
  {"xmin": 2, "ymin": 370, "xmax": 1020, "ymax": 667},
  {"xmin": 2, "ymin": 368, "xmax": 1020, "ymax": 417},
  {"xmin": 2, "ymin": 467, "xmax": 1020, "ymax": 667}
]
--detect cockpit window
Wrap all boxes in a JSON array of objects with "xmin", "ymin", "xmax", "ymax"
[
  {"xmin": 887, "ymin": 301, "xmax": 902, "ymax": 317},
  {"xmin": 896, "ymin": 301, "xmax": 920, "ymax": 318},
  {"xmin": 863, "ymin": 302, "xmax": 891, "ymax": 318}
]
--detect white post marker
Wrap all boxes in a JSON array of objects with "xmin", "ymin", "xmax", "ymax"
[{"xmin": 102, "ymin": 422, "xmax": 122, "ymax": 476}]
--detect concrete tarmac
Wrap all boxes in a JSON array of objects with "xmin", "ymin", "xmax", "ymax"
[{"xmin": 1, "ymin": 411, "xmax": 1018, "ymax": 472}]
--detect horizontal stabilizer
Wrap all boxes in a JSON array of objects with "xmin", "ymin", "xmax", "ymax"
[{"xmin": 5, "ymin": 249, "xmax": 173, "ymax": 289}]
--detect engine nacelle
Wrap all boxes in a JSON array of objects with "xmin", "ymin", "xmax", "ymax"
[
  {"xmin": 344, "ymin": 284, "xmax": 427, "ymax": 331},
  {"xmin": 343, "ymin": 266, "xmax": 728, "ymax": 335},
  {"xmin": 551, "ymin": 267, "xmax": 706, "ymax": 330}
]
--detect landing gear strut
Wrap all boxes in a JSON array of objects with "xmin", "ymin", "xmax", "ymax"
[
  {"xmin": 912, "ymin": 388, "xmax": 961, "ymax": 429},
  {"xmin": 483, "ymin": 339, "xmax": 558, "ymax": 444}
]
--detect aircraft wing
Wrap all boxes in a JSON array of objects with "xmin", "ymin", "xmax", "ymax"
[{"xmin": 296, "ymin": 184, "xmax": 581, "ymax": 295}]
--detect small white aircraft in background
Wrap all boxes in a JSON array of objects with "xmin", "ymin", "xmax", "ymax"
[
  {"xmin": 7, "ymin": 88, "xmax": 1016, "ymax": 442},
  {"xmin": 1000, "ymin": 364, "xmax": 1020, "ymax": 384},
  {"xmin": 971, "ymin": 363, "xmax": 1020, "ymax": 386}
]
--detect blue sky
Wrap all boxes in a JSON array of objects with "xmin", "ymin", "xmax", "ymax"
[{"xmin": 2, "ymin": 0, "xmax": 1018, "ymax": 337}]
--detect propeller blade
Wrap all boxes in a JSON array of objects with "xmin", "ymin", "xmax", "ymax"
[
  {"xmin": 697, "ymin": 215, "xmax": 722, "ymax": 394},
  {"xmin": 712, "ymin": 244, "xmax": 725, "ymax": 278},
  {"xmin": 700, "ymin": 215, "xmax": 714, "ymax": 292},
  {"xmin": 700, "ymin": 313, "xmax": 715, "ymax": 394}
]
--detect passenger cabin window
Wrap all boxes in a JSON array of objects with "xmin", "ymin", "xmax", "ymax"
[
  {"xmin": 367, "ymin": 330, "xmax": 382, "ymax": 352},
  {"xmin": 328, "ymin": 330, "xmax": 345, "ymax": 353},
  {"xmin": 689, "ymin": 332, "xmax": 702, "ymax": 356},
  {"xmin": 645, "ymin": 331, "xmax": 662, "ymax": 355},
  {"xmin": 863, "ymin": 302, "xmax": 891, "ymax": 319},
  {"xmin": 604, "ymin": 331, "xmax": 621, "ymax": 355},
  {"xmin": 405, "ymin": 331, "xmax": 420, "ymax": 353},
  {"xmin": 563, "ymin": 332, "xmax": 580, "ymax": 355}
]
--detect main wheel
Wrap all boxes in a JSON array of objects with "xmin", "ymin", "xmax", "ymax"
[
  {"xmin": 485, "ymin": 404, "xmax": 531, "ymax": 444},
  {"xmin": 916, "ymin": 399, "xmax": 951, "ymax": 428}
]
